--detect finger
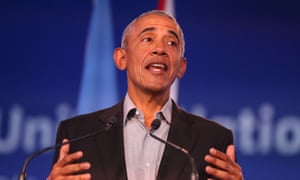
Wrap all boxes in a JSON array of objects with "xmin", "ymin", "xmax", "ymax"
[
  {"xmin": 205, "ymin": 165, "xmax": 231, "ymax": 180},
  {"xmin": 205, "ymin": 147, "xmax": 243, "ymax": 180},
  {"xmin": 226, "ymin": 144, "xmax": 236, "ymax": 161},
  {"xmin": 50, "ymin": 153, "xmax": 90, "ymax": 179},
  {"xmin": 204, "ymin": 148, "xmax": 235, "ymax": 173},
  {"xmin": 209, "ymin": 147, "xmax": 231, "ymax": 162},
  {"xmin": 65, "ymin": 173, "xmax": 91, "ymax": 180},
  {"xmin": 48, "ymin": 172, "xmax": 91, "ymax": 180},
  {"xmin": 205, "ymin": 154, "xmax": 232, "ymax": 173},
  {"xmin": 206, "ymin": 164, "xmax": 243, "ymax": 180},
  {"xmin": 59, "ymin": 162, "xmax": 91, "ymax": 176},
  {"xmin": 56, "ymin": 151, "xmax": 84, "ymax": 167},
  {"xmin": 59, "ymin": 139, "xmax": 70, "ymax": 161}
]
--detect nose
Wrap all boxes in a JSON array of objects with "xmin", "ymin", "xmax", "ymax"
[
  {"xmin": 152, "ymin": 50, "xmax": 167, "ymax": 56},
  {"xmin": 151, "ymin": 40, "xmax": 167, "ymax": 56}
]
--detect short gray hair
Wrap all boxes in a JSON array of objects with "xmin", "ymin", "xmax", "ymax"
[{"xmin": 121, "ymin": 10, "xmax": 185, "ymax": 56}]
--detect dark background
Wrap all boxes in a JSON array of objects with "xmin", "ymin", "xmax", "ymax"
[{"xmin": 1, "ymin": 0, "xmax": 299, "ymax": 179}]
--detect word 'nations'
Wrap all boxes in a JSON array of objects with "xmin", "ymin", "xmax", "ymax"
[{"xmin": 0, "ymin": 102, "xmax": 299, "ymax": 156}]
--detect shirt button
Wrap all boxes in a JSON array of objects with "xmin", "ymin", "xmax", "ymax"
[
  {"xmin": 146, "ymin": 162, "xmax": 150, "ymax": 167},
  {"xmin": 136, "ymin": 110, "xmax": 140, "ymax": 116}
]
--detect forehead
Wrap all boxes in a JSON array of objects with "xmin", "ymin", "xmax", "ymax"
[{"xmin": 132, "ymin": 14, "xmax": 181, "ymax": 35}]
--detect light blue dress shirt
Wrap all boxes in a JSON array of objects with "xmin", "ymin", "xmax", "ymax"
[{"xmin": 123, "ymin": 94, "xmax": 172, "ymax": 180}]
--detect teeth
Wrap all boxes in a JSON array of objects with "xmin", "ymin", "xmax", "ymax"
[{"xmin": 151, "ymin": 64, "xmax": 165, "ymax": 69}]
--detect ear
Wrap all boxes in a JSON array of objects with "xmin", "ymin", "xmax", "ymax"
[
  {"xmin": 113, "ymin": 48, "xmax": 127, "ymax": 70},
  {"xmin": 176, "ymin": 57, "xmax": 187, "ymax": 78}
]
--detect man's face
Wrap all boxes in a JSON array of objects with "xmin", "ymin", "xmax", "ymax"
[{"xmin": 121, "ymin": 14, "xmax": 186, "ymax": 94}]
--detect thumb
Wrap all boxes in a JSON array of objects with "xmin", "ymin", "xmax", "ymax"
[
  {"xmin": 58, "ymin": 138, "xmax": 70, "ymax": 161},
  {"xmin": 226, "ymin": 144, "xmax": 236, "ymax": 161}
]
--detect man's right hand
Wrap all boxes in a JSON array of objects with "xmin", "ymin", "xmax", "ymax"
[{"xmin": 47, "ymin": 139, "xmax": 91, "ymax": 180}]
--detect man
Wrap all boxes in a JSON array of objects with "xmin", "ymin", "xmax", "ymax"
[{"xmin": 48, "ymin": 10, "xmax": 243, "ymax": 180}]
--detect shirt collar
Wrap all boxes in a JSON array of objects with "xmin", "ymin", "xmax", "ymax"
[{"xmin": 123, "ymin": 93, "xmax": 172, "ymax": 125}]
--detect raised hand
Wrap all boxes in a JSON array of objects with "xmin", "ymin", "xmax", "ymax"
[
  {"xmin": 47, "ymin": 139, "xmax": 92, "ymax": 180},
  {"xmin": 205, "ymin": 145, "xmax": 243, "ymax": 180}
]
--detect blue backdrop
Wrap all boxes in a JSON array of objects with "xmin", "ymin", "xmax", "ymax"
[{"xmin": 1, "ymin": 0, "xmax": 299, "ymax": 179}]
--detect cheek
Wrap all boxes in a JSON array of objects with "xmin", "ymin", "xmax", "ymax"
[
  {"xmin": 171, "ymin": 57, "xmax": 183, "ymax": 69},
  {"xmin": 130, "ymin": 53, "xmax": 147, "ymax": 70},
  {"xmin": 127, "ymin": 58, "xmax": 143, "ymax": 77}
]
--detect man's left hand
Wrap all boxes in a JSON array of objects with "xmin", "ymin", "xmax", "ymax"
[{"xmin": 204, "ymin": 145, "xmax": 243, "ymax": 180}]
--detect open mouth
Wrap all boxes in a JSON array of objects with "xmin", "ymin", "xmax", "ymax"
[{"xmin": 146, "ymin": 63, "xmax": 168, "ymax": 72}]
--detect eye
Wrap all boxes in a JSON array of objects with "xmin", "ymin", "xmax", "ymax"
[
  {"xmin": 142, "ymin": 37, "xmax": 152, "ymax": 42},
  {"xmin": 167, "ymin": 40, "xmax": 177, "ymax": 47}
]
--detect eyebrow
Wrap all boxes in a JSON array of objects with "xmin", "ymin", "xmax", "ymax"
[{"xmin": 138, "ymin": 27, "xmax": 180, "ymax": 41}]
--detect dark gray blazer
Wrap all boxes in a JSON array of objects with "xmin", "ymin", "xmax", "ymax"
[{"xmin": 53, "ymin": 100, "xmax": 233, "ymax": 180}]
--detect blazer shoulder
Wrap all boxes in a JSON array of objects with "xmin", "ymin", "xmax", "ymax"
[
  {"xmin": 59, "ymin": 101, "xmax": 123, "ymax": 130},
  {"xmin": 174, "ymin": 104, "xmax": 232, "ymax": 135}
]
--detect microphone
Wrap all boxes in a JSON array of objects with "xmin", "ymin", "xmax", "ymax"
[
  {"xmin": 150, "ymin": 119, "xmax": 199, "ymax": 180},
  {"xmin": 18, "ymin": 116, "xmax": 118, "ymax": 180}
]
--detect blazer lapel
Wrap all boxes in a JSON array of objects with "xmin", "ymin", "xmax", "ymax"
[
  {"xmin": 94, "ymin": 102, "xmax": 128, "ymax": 180},
  {"xmin": 157, "ymin": 102, "xmax": 200, "ymax": 180}
]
